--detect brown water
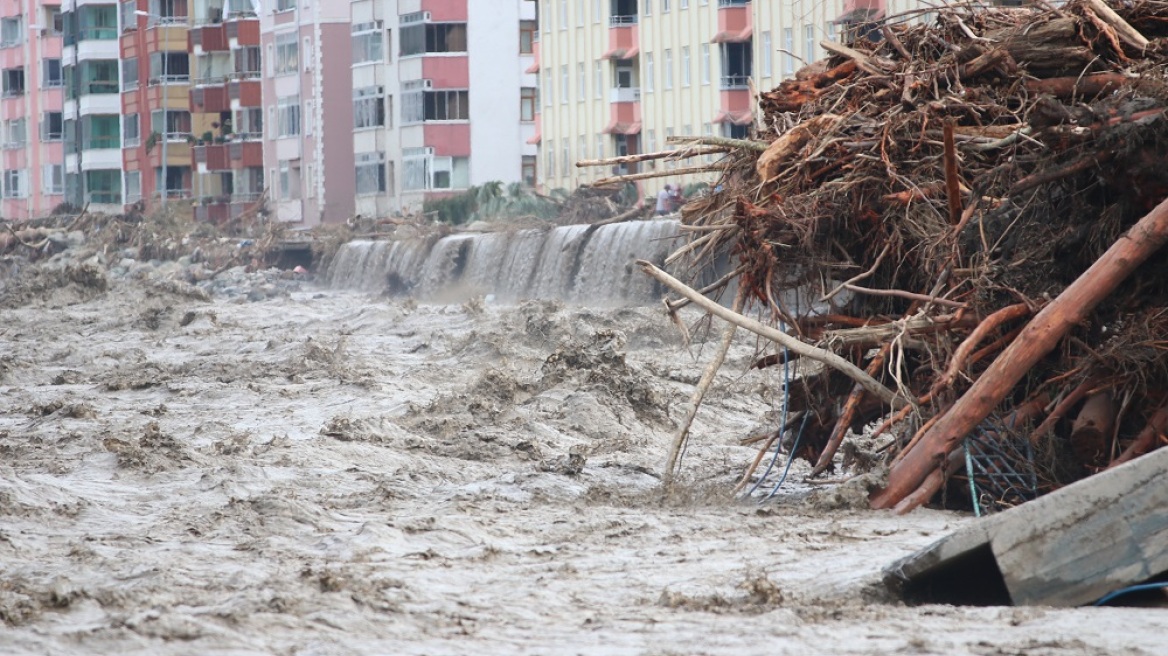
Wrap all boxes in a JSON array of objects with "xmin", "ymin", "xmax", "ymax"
[{"xmin": 0, "ymin": 281, "xmax": 1161, "ymax": 655}]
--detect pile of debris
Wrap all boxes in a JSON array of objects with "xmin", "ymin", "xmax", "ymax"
[{"xmin": 644, "ymin": 1, "xmax": 1168, "ymax": 512}]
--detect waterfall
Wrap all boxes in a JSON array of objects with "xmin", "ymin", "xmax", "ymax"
[{"xmin": 327, "ymin": 219, "xmax": 682, "ymax": 304}]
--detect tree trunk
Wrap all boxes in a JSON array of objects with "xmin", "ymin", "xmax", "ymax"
[{"xmin": 871, "ymin": 195, "xmax": 1168, "ymax": 512}]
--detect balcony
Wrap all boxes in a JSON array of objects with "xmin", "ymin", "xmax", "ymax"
[
  {"xmin": 720, "ymin": 74, "xmax": 749, "ymax": 89},
  {"xmin": 609, "ymin": 15, "xmax": 637, "ymax": 26},
  {"xmin": 194, "ymin": 143, "xmax": 231, "ymax": 170},
  {"xmin": 229, "ymin": 141, "xmax": 263, "ymax": 167},
  {"xmin": 610, "ymin": 86, "xmax": 640, "ymax": 103}
]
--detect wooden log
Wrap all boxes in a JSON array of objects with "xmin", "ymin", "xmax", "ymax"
[
  {"xmin": 996, "ymin": 17, "xmax": 1097, "ymax": 76},
  {"xmin": 576, "ymin": 146, "xmax": 727, "ymax": 168},
  {"xmin": 665, "ymin": 135, "xmax": 769, "ymax": 152},
  {"xmin": 1110, "ymin": 405, "xmax": 1168, "ymax": 466},
  {"xmin": 1028, "ymin": 376, "xmax": 1101, "ymax": 444},
  {"xmin": 756, "ymin": 114, "xmax": 842, "ymax": 183},
  {"xmin": 591, "ymin": 163, "xmax": 721, "ymax": 187},
  {"xmin": 637, "ymin": 260, "xmax": 911, "ymax": 409},
  {"xmin": 944, "ymin": 121, "xmax": 963, "ymax": 225},
  {"xmin": 1070, "ymin": 391, "xmax": 1118, "ymax": 466},
  {"xmin": 934, "ymin": 303, "xmax": 1033, "ymax": 394},
  {"xmin": 1083, "ymin": 0, "xmax": 1149, "ymax": 51},
  {"xmin": 1023, "ymin": 72, "xmax": 1130, "ymax": 99},
  {"xmin": 871, "ymin": 195, "xmax": 1168, "ymax": 512}
]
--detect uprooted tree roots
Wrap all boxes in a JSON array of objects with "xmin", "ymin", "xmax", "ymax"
[{"xmin": 641, "ymin": 1, "xmax": 1168, "ymax": 512}]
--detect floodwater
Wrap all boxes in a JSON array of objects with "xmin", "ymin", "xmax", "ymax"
[{"xmin": 0, "ymin": 279, "xmax": 1163, "ymax": 655}]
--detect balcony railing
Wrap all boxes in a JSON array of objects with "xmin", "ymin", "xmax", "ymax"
[
  {"xmin": 610, "ymin": 86, "xmax": 641, "ymax": 103},
  {"xmin": 720, "ymin": 74, "xmax": 750, "ymax": 89},
  {"xmin": 609, "ymin": 15, "xmax": 637, "ymax": 26},
  {"xmin": 231, "ymin": 191, "xmax": 263, "ymax": 203},
  {"xmin": 87, "ymin": 191, "xmax": 122, "ymax": 204},
  {"xmin": 717, "ymin": 0, "xmax": 751, "ymax": 6},
  {"xmin": 149, "ymin": 74, "xmax": 191, "ymax": 85},
  {"xmin": 84, "ymin": 137, "xmax": 121, "ymax": 149}
]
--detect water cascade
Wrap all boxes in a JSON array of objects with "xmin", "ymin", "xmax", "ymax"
[{"xmin": 326, "ymin": 219, "xmax": 682, "ymax": 304}]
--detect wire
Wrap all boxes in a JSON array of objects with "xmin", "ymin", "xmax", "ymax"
[
  {"xmin": 1093, "ymin": 582, "xmax": 1168, "ymax": 606},
  {"xmin": 764, "ymin": 409, "xmax": 811, "ymax": 501}
]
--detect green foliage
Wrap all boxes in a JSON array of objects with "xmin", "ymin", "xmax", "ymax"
[{"xmin": 423, "ymin": 182, "xmax": 566, "ymax": 225}]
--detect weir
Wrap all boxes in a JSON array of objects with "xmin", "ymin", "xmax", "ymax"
[{"xmin": 326, "ymin": 219, "xmax": 683, "ymax": 304}]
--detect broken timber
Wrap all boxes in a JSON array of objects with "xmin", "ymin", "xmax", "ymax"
[{"xmin": 884, "ymin": 447, "xmax": 1168, "ymax": 607}]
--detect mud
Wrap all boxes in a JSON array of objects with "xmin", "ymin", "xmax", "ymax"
[{"xmin": 0, "ymin": 278, "xmax": 1163, "ymax": 655}]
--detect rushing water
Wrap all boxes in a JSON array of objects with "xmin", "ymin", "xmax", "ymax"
[{"xmin": 327, "ymin": 220, "xmax": 682, "ymax": 304}]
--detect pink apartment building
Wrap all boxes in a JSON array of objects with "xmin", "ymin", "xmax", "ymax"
[
  {"xmin": 1, "ymin": 0, "xmax": 65, "ymax": 220},
  {"xmin": 259, "ymin": 1, "xmax": 353, "ymax": 227}
]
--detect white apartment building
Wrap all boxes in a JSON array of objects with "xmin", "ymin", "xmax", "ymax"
[
  {"xmin": 348, "ymin": 0, "xmax": 538, "ymax": 218},
  {"xmin": 536, "ymin": 0, "xmax": 920, "ymax": 195}
]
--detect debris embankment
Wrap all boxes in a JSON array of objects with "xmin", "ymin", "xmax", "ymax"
[{"xmin": 646, "ymin": 1, "xmax": 1168, "ymax": 512}]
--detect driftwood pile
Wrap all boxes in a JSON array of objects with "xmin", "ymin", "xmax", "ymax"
[{"xmin": 640, "ymin": 1, "xmax": 1168, "ymax": 513}]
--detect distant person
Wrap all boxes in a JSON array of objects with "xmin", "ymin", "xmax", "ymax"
[
  {"xmin": 670, "ymin": 185, "xmax": 684, "ymax": 211},
  {"xmin": 656, "ymin": 184, "xmax": 673, "ymax": 216}
]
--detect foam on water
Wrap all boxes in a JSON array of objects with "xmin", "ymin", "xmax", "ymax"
[{"xmin": 327, "ymin": 220, "xmax": 681, "ymax": 304}]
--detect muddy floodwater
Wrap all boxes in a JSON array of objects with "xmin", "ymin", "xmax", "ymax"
[{"xmin": 1, "ymin": 280, "xmax": 1163, "ymax": 655}]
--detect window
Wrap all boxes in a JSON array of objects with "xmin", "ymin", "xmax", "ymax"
[
  {"xmin": 664, "ymin": 49, "xmax": 673, "ymax": 89},
  {"xmin": 405, "ymin": 148, "xmax": 430, "ymax": 191},
  {"xmin": 122, "ymin": 57, "xmax": 138, "ymax": 91},
  {"xmin": 593, "ymin": 0, "xmax": 601, "ymax": 23},
  {"xmin": 402, "ymin": 88, "xmax": 470, "ymax": 122},
  {"xmin": 519, "ymin": 20, "xmax": 536, "ymax": 54},
  {"xmin": 123, "ymin": 113, "xmax": 139, "ymax": 147},
  {"xmin": 644, "ymin": 0, "xmax": 651, "ymax": 15},
  {"xmin": 762, "ymin": 32, "xmax": 772, "ymax": 77},
  {"xmin": 353, "ymin": 87, "xmax": 386, "ymax": 129},
  {"xmin": 43, "ymin": 165, "xmax": 64, "ymax": 196},
  {"xmin": 543, "ymin": 67, "xmax": 552, "ymax": 106},
  {"xmin": 594, "ymin": 61, "xmax": 602, "ymax": 98},
  {"xmin": 595, "ymin": 134, "xmax": 605, "ymax": 160},
  {"xmin": 76, "ymin": 5, "xmax": 118, "ymax": 41},
  {"xmin": 352, "ymin": 21, "xmax": 385, "ymax": 64},
  {"xmin": 576, "ymin": 0, "xmax": 584, "ymax": 27},
  {"xmin": 235, "ymin": 107, "xmax": 263, "ymax": 138},
  {"xmin": 80, "ymin": 60, "xmax": 118, "ymax": 95},
  {"xmin": 559, "ymin": 0, "xmax": 566, "ymax": 29},
  {"xmin": 3, "ymin": 119, "xmax": 26, "ymax": 149},
  {"xmin": 662, "ymin": 0, "xmax": 671, "ymax": 12},
  {"xmin": 400, "ymin": 22, "xmax": 467, "ymax": 56},
  {"xmin": 723, "ymin": 123, "xmax": 749, "ymax": 139},
  {"xmin": 664, "ymin": 127, "xmax": 674, "ymax": 168},
  {"xmin": 681, "ymin": 46, "xmax": 691, "ymax": 86},
  {"xmin": 645, "ymin": 53, "xmax": 654, "ymax": 92},
  {"xmin": 277, "ymin": 0, "xmax": 295, "ymax": 11},
  {"xmin": 2, "ymin": 67, "xmax": 25, "ymax": 97},
  {"xmin": 521, "ymin": 87, "xmax": 537, "ymax": 122},
  {"xmin": 431, "ymin": 156, "xmax": 469, "ymax": 189},
  {"xmin": 0, "ymin": 16, "xmax": 22, "ymax": 47},
  {"xmin": 151, "ymin": 110, "xmax": 191, "ymax": 140},
  {"xmin": 149, "ymin": 51, "xmax": 190, "ymax": 84},
  {"xmin": 303, "ymin": 37, "xmax": 313, "ymax": 71},
  {"xmin": 561, "ymin": 139, "xmax": 570, "ymax": 179},
  {"xmin": 275, "ymin": 32, "xmax": 298, "ymax": 75},
  {"xmin": 578, "ymin": 135, "xmax": 587, "ymax": 164},
  {"xmin": 125, "ymin": 170, "xmax": 141, "ymax": 204},
  {"xmin": 234, "ymin": 46, "xmax": 261, "ymax": 76},
  {"xmin": 543, "ymin": 148, "xmax": 554, "ymax": 181},
  {"xmin": 784, "ymin": 28, "xmax": 794, "ymax": 75},
  {"xmin": 805, "ymin": 24, "xmax": 816, "ymax": 64},
  {"xmin": 682, "ymin": 0, "xmax": 689, "ymax": 8},
  {"xmin": 703, "ymin": 122, "xmax": 714, "ymax": 161},
  {"xmin": 84, "ymin": 170, "xmax": 121, "ymax": 204},
  {"xmin": 277, "ymin": 95, "xmax": 301, "ymax": 136},
  {"xmin": 46, "ymin": 7, "xmax": 63, "ymax": 35},
  {"xmin": 42, "ymin": 59, "xmax": 64, "ymax": 87},
  {"xmin": 577, "ymin": 62, "xmax": 585, "ymax": 100},
  {"xmin": 2, "ymin": 169, "xmax": 27, "ymax": 198},
  {"xmin": 522, "ymin": 155, "xmax": 537, "ymax": 187},
  {"xmin": 827, "ymin": 22, "xmax": 837, "ymax": 43},
  {"xmin": 304, "ymin": 164, "xmax": 314, "ymax": 194},
  {"xmin": 41, "ymin": 112, "xmax": 64, "ymax": 142},
  {"xmin": 355, "ymin": 152, "xmax": 387, "ymax": 195},
  {"xmin": 560, "ymin": 64, "xmax": 567, "ymax": 103},
  {"xmin": 149, "ymin": 0, "xmax": 187, "ymax": 23},
  {"xmin": 646, "ymin": 129, "xmax": 656, "ymax": 154},
  {"xmin": 278, "ymin": 159, "xmax": 300, "ymax": 199},
  {"xmin": 304, "ymin": 99, "xmax": 314, "ymax": 136},
  {"xmin": 700, "ymin": 44, "xmax": 710, "ymax": 85}
]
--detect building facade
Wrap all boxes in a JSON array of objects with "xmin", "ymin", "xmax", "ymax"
[
  {"xmin": 345, "ymin": 0, "xmax": 538, "ymax": 218},
  {"xmin": 535, "ymin": 0, "xmax": 918, "ymax": 195},
  {"xmin": 1, "ymin": 0, "xmax": 65, "ymax": 220},
  {"xmin": 188, "ymin": 0, "xmax": 263, "ymax": 223}
]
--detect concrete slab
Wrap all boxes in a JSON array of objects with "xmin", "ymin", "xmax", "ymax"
[{"xmin": 884, "ymin": 447, "xmax": 1168, "ymax": 607}]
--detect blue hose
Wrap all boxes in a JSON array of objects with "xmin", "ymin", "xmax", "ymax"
[
  {"xmin": 1093, "ymin": 582, "xmax": 1168, "ymax": 606},
  {"xmin": 745, "ymin": 335, "xmax": 791, "ymax": 497}
]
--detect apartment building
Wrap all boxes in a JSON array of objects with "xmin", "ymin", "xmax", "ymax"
[
  {"xmin": 346, "ymin": 0, "xmax": 538, "ymax": 218},
  {"xmin": 258, "ymin": 0, "xmax": 353, "ymax": 226},
  {"xmin": 535, "ymin": 0, "xmax": 918, "ymax": 195},
  {"xmin": 1, "ymin": 0, "xmax": 65, "ymax": 220},
  {"xmin": 188, "ymin": 0, "xmax": 263, "ymax": 222}
]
